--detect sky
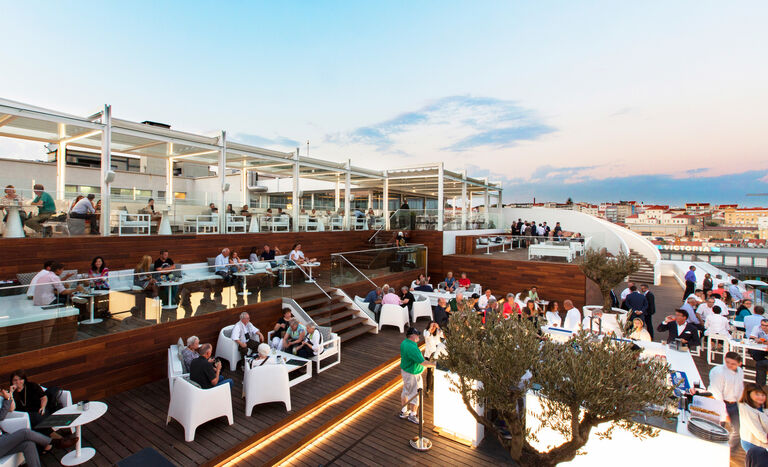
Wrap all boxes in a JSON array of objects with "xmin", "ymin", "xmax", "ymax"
[{"xmin": 1, "ymin": 1, "xmax": 767, "ymax": 205}]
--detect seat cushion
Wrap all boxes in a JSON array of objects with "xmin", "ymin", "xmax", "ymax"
[
  {"xmin": 223, "ymin": 328, "xmax": 232, "ymax": 338},
  {"xmin": 319, "ymin": 326, "xmax": 332, "ymax": 343},
  {"xmin": 16, "ymin": 272, "xmax": 37, "ymax": 286},
  {"xmin": 207, "ymin": 258, "xmax": 216, "ymax": 266}
]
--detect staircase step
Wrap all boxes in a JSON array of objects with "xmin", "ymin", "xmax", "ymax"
[
  {"xmin": 299, "ymin": 296, "xmax": 342, "ymax": 310},
  {"xmin": 328, "ymin": 316, "xmax": 370, "ymax": 332},
  {"xmin": 338, "ymin": 324, "xmax": 377, "ymax": 343},
  {"xmin": 307, "ymin": 302, "xmax": 350, "ymax": 317}
]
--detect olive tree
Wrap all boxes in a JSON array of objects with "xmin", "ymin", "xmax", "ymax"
[
  {"xmin": 578, "ymin": 248, "xmax": 639, "ymax": 313},
  {"xmin": 441, "ymin": 311, "xmax": 669, "ymax": 466}
]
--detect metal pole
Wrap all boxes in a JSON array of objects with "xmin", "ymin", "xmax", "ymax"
[
  {"xmin": 100, "ymin": 105, "xmax": 111, "ymax": 236},
  {"xmin": 292, "ymin": 150, "xmax": 300, "ymax": 232},
  {"xmin": 56, "ymin": 139, "xmax": 66, "ymax": 201},
  {"xmin": 383, "ymin": 171, "xmax": 390, "ymax": 230},
  {"xmin": 218, "ymin": 131, "xmax": 227, "ymax": 233},
  {"xmin": 409, "ymin": 387, "xmax": 432, "ymax": 451},
  {"xmin": 461, "ymin": 170, "xmax": 467, "ymax": 230},
  {"xmin": 344, "ymin": 159, "xmax": 351, "ymax": 230}
]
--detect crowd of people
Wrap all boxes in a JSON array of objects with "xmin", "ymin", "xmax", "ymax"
[
  {"xmin": 0, "ymin": 184, "xmax": 102, "ymax": 237},
  {"xmin": 509, "ymin": 218, "xmax": 582, "ymax": 239}
]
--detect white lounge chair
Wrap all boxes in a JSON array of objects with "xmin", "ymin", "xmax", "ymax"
[
  {"xmin": 315, "ymin": 332, "xmax": 341, "ymax": 372},
  {"xmin": 411, "ymin": 295, "xmax": 433, "ymax": 322},
  {"xmin": 379, "ymin": 304, "xmax": 409, "ymax": 332},
  {"xmin": 243, "ymin": 363, "xmax": 292, "ymax": 415},
  {"xmin": 271, "ymin": 215, "xmax": 290, "ymax": 232},
  {"xmin": 330, "ymin": 216, "xmax": 344, "ymax": 231},
  {"xmin": 226, "ymin": 214, "xmax": 247, "ymax": 233},
  {"xmin": 166, "ymin": 377, "xmax": 233, "ymax": 442},
  {"xmin": 215, "ymin": 324, "xmax": 242, "ymax": 371},
  {"xmin": 183, "ymin": 214, "xmax": 219, "ymax": 234}
]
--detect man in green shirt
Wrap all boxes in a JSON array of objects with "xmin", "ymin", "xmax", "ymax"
[
  {"xmin": 25, "ymin": 184, "xmax": 57, "ymax": 234},
  {"xmin": 399, "ymin": 327, "xmax": 435, "ymax": 424}
]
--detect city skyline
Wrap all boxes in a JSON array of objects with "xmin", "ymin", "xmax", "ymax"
[{"xmin": 1, "ymin": 1, "xmax": 767, "ymax": 204}]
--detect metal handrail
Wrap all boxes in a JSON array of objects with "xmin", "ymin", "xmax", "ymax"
[
  {"xmin": 293, "ymin": 262, "xmax": 333, "ymax": 300},
  {"xmin": 332, "ymin": 243, "xmax": 425, "ymax": 256},
  {"xmin": 333, "ymin": 254, "xmax": 377, "ymax": 288},
  {"xmin": 367, "ymin": 209, "xmax": 402, "ymax": 243}
]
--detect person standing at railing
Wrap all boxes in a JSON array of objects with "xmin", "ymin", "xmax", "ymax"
[
  {"xmin": 399, "ymin": 327, "xmax": 435, "ymax": 425},
  {"xmin": 553, "ymin": 222, "xmax": 563, "ymax": 239},
  {"xmin": 683, "ymin": 265, "xmax": 697, "ymax": 301}
]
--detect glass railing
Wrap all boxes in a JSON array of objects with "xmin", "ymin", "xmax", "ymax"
[
  {"xmin": 0, "ymin": 258, "xmax": 321, "ymax": 357},
  {"xmin": 329, "ymin": 245, "xmax": 427, "ymax": 288},
  {"xmin": 459, "ymin": 235, "xmax": 590, "ymax": 262}
]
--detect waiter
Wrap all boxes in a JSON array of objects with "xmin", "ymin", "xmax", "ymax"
[{"xmin": 708, "ymin": 352, "xmax": 744, "ymax": 450}]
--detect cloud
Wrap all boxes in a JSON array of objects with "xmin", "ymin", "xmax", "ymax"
[
  {"xmin": 235, "ymin": 132, "xmax": 301, "ymax": 149},
  {"xmin": 529, "ymin": 164, "xmax": 601, "ymax": 180},
  {"xmin": 329, "ymin": 95, "xmax": 554, "ymax": 154}
]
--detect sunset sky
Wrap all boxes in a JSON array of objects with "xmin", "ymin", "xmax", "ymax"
[{"xmin": 1, "ymin": 1, "xmax": 767, "ymax": 204}]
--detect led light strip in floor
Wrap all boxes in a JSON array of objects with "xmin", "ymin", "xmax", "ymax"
[{"xmin": 218, "ymin": 358, "xmax": 401, "ymax": 466}]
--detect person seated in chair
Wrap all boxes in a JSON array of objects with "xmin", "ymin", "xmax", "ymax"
[
  {"xmin": 364, "ymin": 287, "xmax": 384, "ymax": 321},
  {"xmin": 249, "ymin": 343, "xmax": 273, "ymax": 367},
  {"xmin": 296, "ymin": 324, "xmax": 323, "ymax": 359},
  {"xmin": 239, "ymin": 205, "xmax": 252, "ymax": 218},
  {"xmin": 0, "ymin": 387, "xmax": 78, "ymax": 465},
  {"xmin": 32, "ymin": 262, "xmax": 84, "ymax": 306},
  {"xmin": 214, "ymin": 248, "xmax": 238, "ymax": 287},
  {"xmin": 478, "ymin": 289, "xmax": 496, "ymax": 309},
  {"xmin": 657, "ymin": 309, "xmax": 701, "ymax": 350},
  {"xmin": 443, "ymin": 271, "xmax": 457, "ymax": 292},
  {"xmin": 282, "ymin": 319, "xmax": 307, "ymax": 355},
  {"xmin": 182, "ymin": 336, "xmax": 201, "ymax": 369},
  {"xmin": 271, "ymin": 309, "xmax": 293, "ymax": 350},
  {"xmin": 259, "ymin": 244, "xmax": 282, "ymax": 261},
  {"xmin": 413, "ymin": 279, "xmax": 433, "ymax": 292},
  {"xmin": 138, "ymin": 198, "xmax": 163, "ymax": 223},
  {"xmin": 400, "ymin": 286, "xmax": 416, "ymax": 323},
  {"xmin": 289, "ymin": 243, "xmax": 317, "ymax": 268},
  {"xmin": 432, "ymin": 297, "xmax": 451, "ymax": 327},
  {"xmin": 231, "ymin": 312, "xmax": 263, "ymax": 361},
  {"xmin": 190, "ymin": 343, "xmax": 231, "ymax": 388},
  {"xmin": 69, "ymin": 193, "xmax": 100, "ymax": 234},
  {"xmin": 457, "ymin": 272, "xmax": 471, "ymax": 290}
]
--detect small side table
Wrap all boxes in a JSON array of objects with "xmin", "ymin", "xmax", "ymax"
[
  {"xmin": 158, "ymin": 280, "xmax": 183, "ymax": 309},
  {"xmin": 234, "ymin": 271, "xmax": 251, "ymax": 296},
  {"xmin": 303, "ymin": 262, "xmax": 320, "ymax": 283},
  {"xmin": 53, "ymin": 401, "xmax": 108, "ymax": 466}
]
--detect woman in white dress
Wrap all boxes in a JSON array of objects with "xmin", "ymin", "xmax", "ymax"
[
  {"xmin": 545, "ymin": 301, "xmax": 561, "ymax": 327},
  {"xmin": 423, "ymin": 321, "xmax": 445, "ymax": 393},
  {"xmin": 289, "ymin": 243, "xmax": 317, "ymax": 273},
  {"xmin": 628, "ymin": 317, "xmax": 652, "ymax": 342}
]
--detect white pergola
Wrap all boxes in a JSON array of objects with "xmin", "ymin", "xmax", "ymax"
[{"xmin": 0, "ymin": 98, "xmax": 502, "ymax": 234}]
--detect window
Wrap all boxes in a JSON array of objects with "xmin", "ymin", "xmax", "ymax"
[
  {"xmin": 739, "ymin": 257, "xmax": 753, "ymax": 266},
  {"xmin": 754, "ymin": 258, "xmax": 768, "ymax": 268},
  {"xmin": 268, "ymin": 195, "xmax": 291, "ymax": 209},
  {"xmin": 111, "ymin": 188, "xmax": 152, "ymax": 199},
  {"xmin": 426, "ymin": 198, "xmax": 438, "ymax": 210},
  {"xmin": 724, "ymin": 256, "xmax": 738, "ymax": 266},
  {"xmin": 65, "ymin": 185, "xmax": 100, "ymax": 195}
]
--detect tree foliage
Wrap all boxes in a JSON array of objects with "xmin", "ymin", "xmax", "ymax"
[
  {"xmin": 441, "ymin": 311, "xmax": 669, "ymax": 466},
  {"xmin": 578, "ymin": 248, "xmax": 639, "ymax": 313}
]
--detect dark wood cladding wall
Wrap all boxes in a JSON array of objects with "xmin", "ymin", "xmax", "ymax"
[
  {"xmin": 0, "ymin": 300, "xmax": 284, "ymax": 401},
  {"xmin": 435, "ymin": 256, "xmax": 588, "ymax": 309},
  {"xmin": 0, "ymin": 231, "xmax": 374, "ymax": 278},
  {"xmin": 405, "ymin": 231, "xmax": 443, "ymax": 279},
  {"xmin": 340, "ymin": 269, "xmax": 425, "ymax": 301}
]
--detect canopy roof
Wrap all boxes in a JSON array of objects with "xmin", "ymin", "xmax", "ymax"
[{"xmin": 0, "ymin": 98, "xmax": 499, "ymax": 195}]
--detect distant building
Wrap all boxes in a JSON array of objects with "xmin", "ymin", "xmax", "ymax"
[
  {"xmin": 759, "ymin": 217, "xmax": 768, "ymax": 240},
  {"xmin": 725, "ymin": 207, "xmax": 768, "ymax": 226},
  {"xmin": 685, "ymin": 203, "xmax": 711, "ymax": 215}
]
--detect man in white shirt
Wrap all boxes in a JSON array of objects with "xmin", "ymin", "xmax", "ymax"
[
  {"xmin": 708, "ymin": 352, "xmax": 744, "ymax": 449},
  {"xmin": 27, "ymin": 260, "xmax": 54, "ymax": 299},
  {"xmin": 697, "ymin": 297, "xmax": 717, "ymax": 322},
  {"xmin": 214, "ymin": 248, "xmax": 244, "ymax": 288},
  {"xmin": 230, "ymin": 312, "xmax": 264, "ymax": 363},
  {"xmin": 704, "ymin": 305, "xmax": 731, "ymax": 337},
  {"xmin": 70, "ymin": 193, "xmax": 99, "ymax": 234},
  {"xmin": 478, "ymin": 289, "xmax": 496, "ymax": 309},
  {"xmin": 32, "ymin": 263, "xmax": 83, "ymax": 306},
  {"xmin": 620, "ymin": 282, "xmax": 635, "ymax": 303},
  {"xmin": 728, "ymin": 279, "xmax": 743, "ymax": 303},
  {"xmin": 562, "ymin": 300, "xmax": 582, "ymax": 331}
]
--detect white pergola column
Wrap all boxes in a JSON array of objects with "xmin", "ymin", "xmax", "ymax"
[
  {"xmin": 335, "ymin": 177, "xmax": 340, "ymax": 212},
  {"xmin": 437, "ymin": 163, "xmax": 444, "ymax": 231},
  {"xmin": 497, "ymin": 188, "xmax": 504, "ymax": 227},
  {"xmin": 344, "ymin": 159, "xmax": 351, "ymax": 230},
  {"xmin": 292, "ymin": 150, "xmax": 300, "ymax": 232},
  {"xmin": 56, "ymin": 145, "xmax": 66, "ymax": 201},
  {"xmin": 166, "ymin": 144, "xmax": 174, "ymax": 208},
  {"xmin": 241, "ymin": 162, "xmax": 248, "ymax": 207},
  {"xmin": 310, "ymin": 193, "xmax": 315, "ymax": 210},
  {"xmin": 99, "ymin": 105, "xmax": 112, "ymax": 236},
  {"xmin": 383, "ymin": 170, "xmax": 390, "ymax": 230},
  {"xmin": 461, "ymin": 170, "xmax": 468, "ymax": 230},
  {"xmin": 218, "ymin": 130, "xmax": 227, "ymax": 233},
  {"xmin": 483, "ymin": 177, "xmax": 490, "ymax": 226},
  {"xmin": 367, "ymin": 191, "xmax": 372, "ymax": 211}
]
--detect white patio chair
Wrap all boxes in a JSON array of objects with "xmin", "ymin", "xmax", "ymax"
[
  {"xmin": 183, "ymin": 214, "xmax": 218, "ymax": 234},
  {"xmin": 118, "ymin": 211, "xmax": 151, "ymax": 236},
  {"xmin": 297, "ymin": 214, "xmax": 309, "ymax": 231},
  {"xmin": 0, "ymin": 411, "xmax": 30, "ymax": 467},
  {"xmin": 372, "ymin": 217, "xmax": 385, "ymax": 229},
  {"xmin": 215, "ymin": 324, "xmax": 242, "ymax": 371},
  {"xmin": 271, "ymin": 215, "xmax": 290, "ymax": 232},
  {"xmin": 412, "ymin": 296, "xmax": 433, "ymax": 322},
  {"xmin": 243, "ymin": 362, "xmax": 291, "ymax": 415},
  {"xmin": 167, "ymin": 377, "xmax": 233, "ymax": 442},
  {"xmin": 315, "ymin": 332, "xmax": 341, "ymax": 373},
  {"xmin": 226, "ymin": 214, "xmax": 247, "ymax": 233},
  {"xmin": 306, "ymin": 217, "xmax": 321, "ymax": 231},
  {"xmin": 353, "ymin": 217, "xmax": 367, "ymax": 230},
  {"xmin": 706, "ymin": 334, "xmax": 730, "ymax": 365},
  {"xmin": 379, "ymin": 304, "xmax": 409, "ymax": 332},
  {"xmin": 330, "ymin": 216, "xmax": 344, "ymax": 231},
  {"xmin": 168, "ymin": 344, "xmax": 189, "ymax": 395}
]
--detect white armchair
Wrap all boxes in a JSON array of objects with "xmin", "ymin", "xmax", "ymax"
[
  {"xmin": 215, "ymin": 325, "xmax": 242, "ymax": 371},
  {"xmin": 0, "ymin": 412, "xmax": 30, "ymax": 467},
  {"xmin": 353, "ymin": 217, "xmax": 367, "ymax": 230},
  {"xmin": 226, "ymin": 214, "xmax": 247, "ymax": 233},
  {"xmin": 379, "ymin": 304, "xmax": 409, "ymax": 332},
  {"xmin": 271, "ymin": 215, "xmax": 290, "ymax": 232},
  {"xmin": 166, "ymin": 377, "xmax": 233, "ymax": 442},
  {"xmin": 183, "ymin": 214, "xmax": 219, "ymax": 234},
  {"xmin": 412, "ymin": 295, "xmax": 433, "ymax": 322},
  {"xmin": 243, "ymin": 363, "xmax": 291, "ymax": 415},
  {"xmin": 315, "ymin": 333, "xmax": 341, "ymax": 373},
  {"xmin": 330, "ymin": 216, "xmax": 344, "ymax": 231},
  {"xmin": 118, "ymin": 211, "xmax": 151, "ymax": 236},
  {"xmin": 306, "ymin": 217, "xmax": 321, "ymax": 231}
]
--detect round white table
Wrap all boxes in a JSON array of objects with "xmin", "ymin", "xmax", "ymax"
[
  {"xmin": 158, "ymin": 210, "xmax": 172, "ymax": 235},
  {"xmin": 74, "ymin": 289, "xmax": 110, "ymax": 324},
  {"xmin": 158, "ymin": 280, "xmax": 183, "ymax": 309},
  {"xmin": 2, "ymin": 204, "xmax": 27, "ymax": 238},
  {"xmin": 303, "ymin": 262, "xmax": 320, "ymax": 283},
  {"xmin": 52, "ymin": 401, "xmax": 108, "ymax": 466},
  {"xmin": 234, "ymin": 271, "xmax": 251, "ymax": 296},
  {"xmin": 279, "ymin": 264, "xmax": 292, "ymax": 288}
]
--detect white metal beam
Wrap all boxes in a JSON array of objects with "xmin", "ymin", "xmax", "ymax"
[
  {"xmin": 344, "ymin": 159, "xmax": 351, "ymax": 230},
  {"xmin": 292, "ymin": 150, "xmax": 300, "ymax": 232},
  {"xmin": 100, "ymin": 105, "xmax": 112, "ymax": 236}
]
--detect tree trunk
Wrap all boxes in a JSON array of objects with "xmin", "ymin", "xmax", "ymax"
[{"xmin": 602, "ymin": 289, "xmax": 613, "ymax": 313}]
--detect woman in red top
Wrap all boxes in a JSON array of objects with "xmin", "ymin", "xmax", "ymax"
[
  {"xmin": 457, "ymin": 272, "xmax": 471, "ymax": 288},
  {"xmin": 502, "ymin": 293, "xmax": 520, "ymax": 319}
]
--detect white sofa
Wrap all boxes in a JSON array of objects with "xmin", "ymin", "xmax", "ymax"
[
  {"xmin": 183, "ymin": 214, "xmax": 219, "ymax": 234},
  {"xmin": 226, "ymin": 214, "xmax": 247, "ymax": 233},
  {"xmin": 107, "ymin": 269, "xmax": 144, "ymax": 292},
  {"xmin": 117, "ymin": 211, "xmax": 151, "ymax": 236},
  {"xmin": 166, "ymin": 377, "xmax": 233, "ymax": 442},
  {"xmin": 243, "ymin": 363, "xmax": 291, "ymax": 415},
  {"xmin": 180, "ymin": 263, "xmax": 221, "ymax": 282}
]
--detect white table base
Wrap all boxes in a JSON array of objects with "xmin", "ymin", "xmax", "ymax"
[
  {"xmin": 61, "ymin": 425, "xmax": 95, "ymax": 466},
  {"xmin": 2, "ymin": 205, "xmax": 25, "ymax": 238},
  {"xmin": 81, "ymin": 295, "xmax": 102, "ymax": 325},
  {"xmin": 158, "ymin": 212, "xmax": 172, "ymax": 235},
  {"xmin": 236, "ymin": 272, "xmax": 251, "ymax": 296},
  {"xmin": 279, "ymin": 268, "xmax": 291, "ymax": 288}
]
